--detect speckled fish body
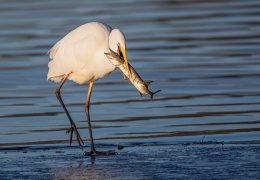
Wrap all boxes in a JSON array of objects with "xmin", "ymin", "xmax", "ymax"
[{"xmin": 105, "ymin": 49, "xmax": 160, "ymax": 100}]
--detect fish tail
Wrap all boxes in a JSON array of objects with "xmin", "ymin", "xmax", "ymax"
[{"xmin": 150, "ymin": 90, "xmax": 161, "ymax": 101}]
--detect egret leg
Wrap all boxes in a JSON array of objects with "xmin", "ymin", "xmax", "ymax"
[
  {"xmin": 55, "ymin": 74, "xmax": 84, "ymax": 149},
  {"xmin": 85, "ymin": 82, "xmax": 95, "ymax": 152},
  {"xmin": 84, "ymin": 82, "xmax": 117, "ymax": 156}
]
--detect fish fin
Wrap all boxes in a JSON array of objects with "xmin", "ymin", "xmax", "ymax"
[
  {"xmin": 145, "ymin": 81, "xmax": 153, "ymax": 86},
  {"xmin": 139, "ymin": 91, "xmax": 143, "ymax": 100},
  {"xmin": 150, "ymin": 90, "xmax": 161, "ymax": 101},
  {"xmin": 123, "ymin": 74, "xmax": 128, "ymax": 80}
]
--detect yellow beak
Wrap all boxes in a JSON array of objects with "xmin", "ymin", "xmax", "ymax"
[{"xmin": 118, "ymin": 44, "xmax": 131, "ymax": 78}]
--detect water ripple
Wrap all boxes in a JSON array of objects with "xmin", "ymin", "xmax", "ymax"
[{"xmin": 0, "ymin": 0, "xmax": 260, "ymax": 146}]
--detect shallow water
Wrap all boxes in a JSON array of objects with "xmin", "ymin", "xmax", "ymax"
[
  {"xmin": 1, "ymin": 144, "xmax": 260, "ymax": 179},
  {"xmin": 0, "ymin": 0, "xmax": 260, "ymax": 148}
]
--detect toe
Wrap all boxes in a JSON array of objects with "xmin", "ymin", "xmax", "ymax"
[
  {"xmin": 84, "ymin": 151, "xmax": 93, "ymax": 156},
  {"xmin": 95, "ymin": 150, "xmax": 117, "ymax": 156}
]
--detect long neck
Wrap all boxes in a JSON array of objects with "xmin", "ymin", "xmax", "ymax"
[{"xmin": 109, "ymin": 29, "xmax": 126, "ymax": 52}]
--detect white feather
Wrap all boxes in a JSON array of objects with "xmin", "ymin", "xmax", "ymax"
[{"xmin": 47, "ymin": 22, "xmax": 126, "ymax": 84}]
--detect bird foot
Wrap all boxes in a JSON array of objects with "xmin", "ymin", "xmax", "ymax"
[
  {"xmin": 66, "ymin": 122, "xmax": 84, "ymax": 149},
  {"xmin": 84, "ymin": 148, "xmax": 117, "ymax": 156}
]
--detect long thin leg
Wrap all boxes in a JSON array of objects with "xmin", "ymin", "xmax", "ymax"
[
  {"xmin": 85, "ymin": 82, "xmax": 95, "ymax": 151},
  {"xmin": 84, "ymin": 82, "xmax": 117, "ymax": 156},
  {"xmin": 55, "ymin": 74, "xmax": 84, "ymax": 149}
]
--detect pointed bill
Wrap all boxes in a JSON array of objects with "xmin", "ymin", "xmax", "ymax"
[{"xmin": 118, "ymin": 44, "xmax": 131, "ymax": 78}]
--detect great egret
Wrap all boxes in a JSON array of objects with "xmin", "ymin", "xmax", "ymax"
[
  {"xmin": 47, "ymin": 22, "xmax": 131, "ymax": 156},
  {"xmin": 47, "ymin": 22, "xmax": 160, "ymax": 156}
]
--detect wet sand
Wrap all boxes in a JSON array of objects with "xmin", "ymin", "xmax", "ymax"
[{"xmin": 1, "ymin": 143, "xmax": 260, "ymax": 179}]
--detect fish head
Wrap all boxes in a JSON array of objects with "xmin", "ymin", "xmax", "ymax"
[{"xmin": 105, "ymin": 49, "xmax": 124, "ymax": 67}]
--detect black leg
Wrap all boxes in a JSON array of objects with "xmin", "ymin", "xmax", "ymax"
[
  {"xmin": 84, "ymin": 82, "xmax": 117, "ymax": 156},
  {"xmin": 55, "ymin": 74, "xmax": 84, "ymax": 149},
  {"xmin": 85, "ymin": 82, "xmax": 95, "ymax": 152}
]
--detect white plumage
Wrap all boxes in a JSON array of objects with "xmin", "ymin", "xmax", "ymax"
[
  {"xmin": 47, "ymin": 22, "xmax": 131, "ymax": 155},
  {"xmin": 47, "ymin": 22, "xmax": 126, "ymax": 84}
]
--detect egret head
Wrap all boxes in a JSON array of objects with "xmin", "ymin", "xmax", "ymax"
[{"xmin": 109, "ymin": 29, "xmax": 131, "ymax": 77}]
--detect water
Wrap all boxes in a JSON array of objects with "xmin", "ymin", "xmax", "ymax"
[
  {"xmin": 1, "ymin": 145, "xmax": 260, "ymax": 179},
  {"xmin": 1, "ymin": 0, "xmax": 260, "ymax": 147}
]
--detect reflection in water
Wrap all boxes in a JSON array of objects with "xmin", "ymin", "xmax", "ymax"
[
  {"xmin": 0, "ymin": 0, "xmax": 260, "ymax": 147},
  {"xmin": 51, "ymin": 147, "xmax": 148, "ymax": 179}
]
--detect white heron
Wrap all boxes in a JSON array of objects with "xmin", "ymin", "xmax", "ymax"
[{"xmin": 47, "ymin": 22, "xmax": 131, "ymax": 156}]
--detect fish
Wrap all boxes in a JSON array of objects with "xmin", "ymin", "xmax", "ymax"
[{"xmin": 105, "ymin": 49, "xmax": 161, "ymax": 100}]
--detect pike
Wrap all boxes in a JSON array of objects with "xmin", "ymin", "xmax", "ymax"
[{"xmin": 105, "ymin": 49, "xmax": 161, "ymax": 100}]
